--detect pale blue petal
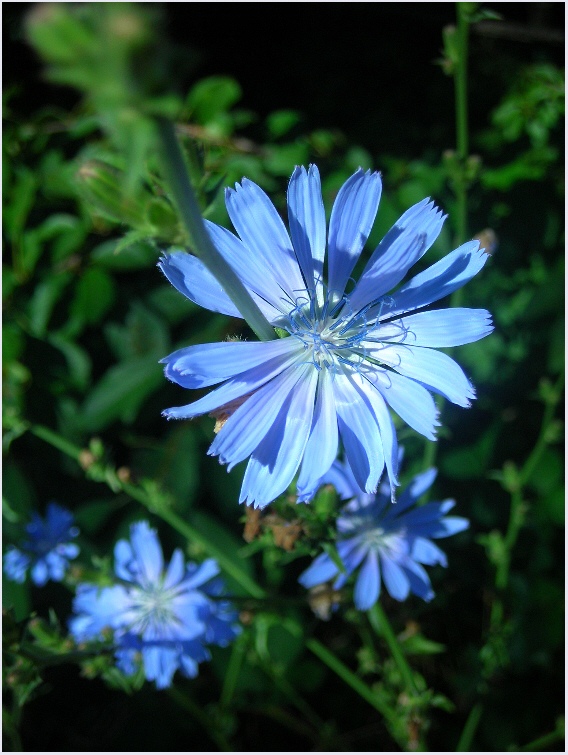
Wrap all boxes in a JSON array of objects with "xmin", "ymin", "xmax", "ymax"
[
  {"xmin": 354, "ymin": 550, "xmax": 381, "ymax": 611},
  {"xmin": 129, "ymin": 522, "xmax": 163, "ymax": 585},
  {"xmin": 370, "ymin": 343, "xmax": 475, "ymax": 407},
  {"xmin": 162, "ymin": 345, "xmax": 302, "ymax": 419},
  {"xmin": 377, "ymin": 240, "xmax": 489, "ymax": 319},
  {"xmin": 225, "ymin": 178, "xmax": 305, "ymax": 300},
  {"xmin": 410, "ymin": 537, "xmax": 448, "ymax": 566},
  {"xmin": 209, "ymin": 363, "xmax": 305, "ymax": 470},
  {"xmin": 333, "ymin": 371, "xmax": 385, "ymax": 494},
  {"xmin": 158, "ymin": 252, "xmax": 242, "ymax": 318},
  {"xmin": 327, "ymin": 169, "xmax": 382, "ymax": 299},
  {"xmin": 350, "ymin": 198, "xmax": 446, "ymax": 311},
  {"xmin": 376, "ymin": 308, "xmax": 494, "ymax": 347},
  {"xmin": 296, "ymin": 369, "xmax": 338, "ymax": 501},
  {"xmin": 31, "ymin": 560, "xmax": 49, "ymax": 586},
  {"xmin": 204, "ymin": 219, "xmax": 286, "ymax": 319},
  {"xmin": 142, "ymin": 645, "xmax": 178, "ymax": 689},
  {"xmin": 287, "ymin": 164, "xmax": 327, "ymax": 290},
  {"xmin": 163, "ymin": 549, "xmax": 185, "ymax": 590},
  {"xmin": 161, "ymin": 337, "xmax": 297, "ymax": 390},
  {"xmin": 181, "ymin": 558, "xmax": 220, "ymax": 591},
  {"xmin": 380, "ymin": 554, "xmax": 410, "ymax": 601},
  {"xmin": 298, "ymin": 553, "xmax": 339, "ymax": 588},
  {"xmin": 337, "ymin": 538, "xmax": 369, "ymax": 574},
  {"xmin": 355, "ymin": 372, "xmax": 399, "ymax": 499},
  {"xmin": 240, "ymin": 366, "xmax": 318, "ymax": 507},
  {"xmin": 365, "ymin": 367, "xmax": 440, "ymax": 441}
]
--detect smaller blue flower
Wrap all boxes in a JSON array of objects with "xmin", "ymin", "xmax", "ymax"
[
  {"xmin": 69, "ymin": 521, "xmax": 240, "ymax": 689},
  {"xmin": 298, "ymin": 460, "xmax": 469, "ymax": 611},
  {"xmin": 3, "ymin": 502, "xmax": 80, "ymax": 586}
]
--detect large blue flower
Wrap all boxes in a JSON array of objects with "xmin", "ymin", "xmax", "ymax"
[
  {"xmin": 3, "ymin": 502, "xmax": 80, "ymax": 586},
  {"xmin": 298, "ymin": 459, "xmax": 469, "ymax": 611},
  {"xmin": 69, "ymin": 521, "xmax": 240, "ymax": 689},
  {"xmin": 159, "ymin": 165, "xmax": 493, "ymax": 508}
]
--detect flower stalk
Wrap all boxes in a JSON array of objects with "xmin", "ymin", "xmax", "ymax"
[{"xmin": 155, "ymin": 118, "xmax": 276, "ymax": 342}]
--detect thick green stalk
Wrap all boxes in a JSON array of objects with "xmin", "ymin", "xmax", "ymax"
[
  {"xmin": 155, "ymin": 118, "xmax": 276, "ymax": 342},
  {"xmin": 368, "ymin": 603, "xmax": 418, "ymax": 695}
]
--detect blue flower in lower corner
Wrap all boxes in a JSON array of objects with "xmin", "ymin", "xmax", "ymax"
[
  {"xmin": 3, "ymin": 502, "xmax": 80, "ymax": 586},
  {"xmin": 69, "ymin": 521, "xmax": 240, "ymax": 689},
  {"xmin": 298, "ymin": 460, "xmax": 469, "ymax": 611}
]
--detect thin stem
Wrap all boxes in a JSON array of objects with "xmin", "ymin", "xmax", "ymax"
[
  {"xmin": 368, "ymin": 603, "xmax": 418, "ymax": 695},
  {"xmin": 219, "ymin": 631, "xmax": 247, "ymax": 709},
  {"xmin": 305, "ymin": 638, "xmax": 399, "ymax": 729},
  {"xmin": 456, "ymin": 702, "xmax": 483, "ymax": 751},
  {"xmin": 155, "ymin": 118, "xmax": 276, "ymax": 343}
]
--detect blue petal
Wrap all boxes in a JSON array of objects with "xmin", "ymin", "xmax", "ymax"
[
  {"xmin": 225, "ymin": 178, "xmax": 305, "ymax": 300},
  {"xmin": 240, "ymin": 365, "xmax": 318, "ymax": 507},
  {"xmin": 163, "ymin": 548, "xmax": 185, "ymax": 590},
  {"xmin": 327, "ymin": 169, "xmax": 382, "ymax": 299},
  {"xmin": 182, "ymin": 558, "xmax": 220, "ymax": 591},
  {"xmin": 31, "ymin": 560, "xmax": 49, "ymax": 586},
  {"xmin": 333, "ymin": 371, "xmax": 385, "ymax": 494},
  {"xmin": 410, "ymin": 536, "xmax": 448, "ymax": 566},
  {"xmin": 3, "ymin": 549, "xmax": 30, "ymax": 583},
  {"xmin": 399, "ymin": 557, "xmax": 435, "ymax": 601},
  {"xmin": 203, "ymin": 219, "xmax": 287, "ymax": 319},
  {"xmin": 350, "ymin": 198, "xmax": 446, "ymax": 311},
  {"xmin": 337, "ymin": 538, "xmax": 369, "ymax": 573},
  {"xmin": 142, "ymin": 645, "xmax": 178, "ymax": 689},
  {"xmin": 366, "ymin": 368, "xmax": 440, "ymax": 440},
  {"xmin": 162, "ymin": 344, "xmax": 302, "ymax": 419},
  {"xmin": 394, "ymin": 468, "xmax": 437, "ymax": 514},
  {"xmin": 371, "ymin": 343, "xmax": 475, "ymax": 407},
  {"xmin": 209, "ymin": 363, "xmax": 309, "ymax": 471},
  {"xmin": 380, "ymin": 553, "xmax": 410, "ymax": 601},
  {"xmin": 354, "ymin": 550, "xmax": 381, "ymax": 611},
  {"xmin": 158, "ymin": 252, "xmax": 242, "ymax": 318},
  {"xmin": 161, "ymin": 338, "xmax": 297, "ymax": 390},
  {"xmin": 129, "ymin": 522, "xmax": 163, "ymax": 586},
  {"xmin": 298, "ymin": 552, "xmax": 339, "ymax": 588},
  {"xmin": 377, "ymin": 308, "xmax": 494, "ymax": 347},
  {"xmin": 296, "ymin": 370, "xmax": 339, "ymax": 501},
  {"xmin": 287, "ymin": 165, "xmax": 327, "ymax": 291},
  {"xmin": 379, "ymin": 240, "xmax": 489, "ymax": 319}
]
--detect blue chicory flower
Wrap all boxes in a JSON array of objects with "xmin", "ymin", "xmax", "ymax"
[
  {"xmin": 69, "ymin": 521, "xmax": 240, "ymax": 689},
  {"xmin": 3, "ymin": 502, "xmax": 80, "ymax": 586},
  {"xmin": 298, "ymin": 459, "xmax": 469, "ymax": 611},
  {"xmin": 159, "ymin": 164, "xmax": 493, "ymax": 508}
]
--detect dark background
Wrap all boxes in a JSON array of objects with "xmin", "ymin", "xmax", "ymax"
[{"xmin": 3, "ymin": 2, "xmax": 565, "ymax": 751}]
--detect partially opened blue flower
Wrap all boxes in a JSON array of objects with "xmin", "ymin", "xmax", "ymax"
[
  {"xmin": 3, "ymin": 502, "xmax": 79, "ymax": 586},
  {"xmin": 160, "ymin": 165, "xmax": 493, "ymax": 508},
  {"xmin": 69, "ymin": 521, "xmax": 240, "ymax": 689},
  {"xmin": 298, "ymin": 460, "xmax": 469, "ymax": 611}
]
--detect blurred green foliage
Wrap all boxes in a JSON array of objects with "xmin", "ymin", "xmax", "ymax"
[{"xmin": 3, "ymin": 2, "xmax": 564, "ymax": 752}]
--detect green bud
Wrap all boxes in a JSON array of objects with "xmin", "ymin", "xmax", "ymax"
[{"xmin": 76, "ymin": 160, "xmax": 149, "ymax": 227}]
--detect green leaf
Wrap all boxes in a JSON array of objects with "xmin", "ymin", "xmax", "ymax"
[
  {"xmin": 186, "ymin": 76, "xmax": 242, "ymax": 124},
  {"xmin": 69, "ymin": 267, "xmax": 117, "ymax": 326},
  {"xmin": 76, "ymin": 355, "xmax": 163, "ymax": 431},
  {"xmin": 400, "ymin": 633, "xmax": 446, "ymax": 656},
  {"xmin": 265, "ymin": 110, "xmax": 301, "ymax": 139},
  {"xmin": 91, "ymin": 237, "xmax": 157, "ymax": 270},
  {"xmin": 27, "ymin": 272, "xmax": 72, "ymax": 337}
]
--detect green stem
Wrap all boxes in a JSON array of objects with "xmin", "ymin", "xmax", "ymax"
[
  {"xmin": 155, "ymin": 118, "xmax": 276, "ymax": 343},
  {"xmin": 456, "ymin": 702, "xmax": 483, "ymax": 751},
  {"xmin": 219, "ymin": 631, "xmax": 247, "ymax": 709},
  {"xmin": 305, "ymin": 638, "xmax": 398, "ymax": 728},
  {"xmin": 368, "ymin": 603, "xmax": 418, "ymax": 695},
  {"xmin": 514, "ymin": 727, "xmax": 565, "ymax": 752}
]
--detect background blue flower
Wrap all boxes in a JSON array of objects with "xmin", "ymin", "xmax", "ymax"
[
  {"xmin": 160, "ymin": 165, "xmax": 492, "ymax": 508},
  {"xmin": 299, "ymin": 460, "xmax": 469, "ymax": 611},
  {"xmin": 69, "ymin": 521, "xmax": 240, "ymax": 689},
  {"xmin": 3, "ymin": 502, "xmax": 80, "ymax": 587}
]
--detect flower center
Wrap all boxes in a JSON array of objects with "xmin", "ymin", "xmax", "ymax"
[
  {"xmin": 283, "ymin": 291, "xmax": 375, "ymax": 371},
  {"xmin": 132, "ymin": 583, "xmax": 177, "ymax": 630}
]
